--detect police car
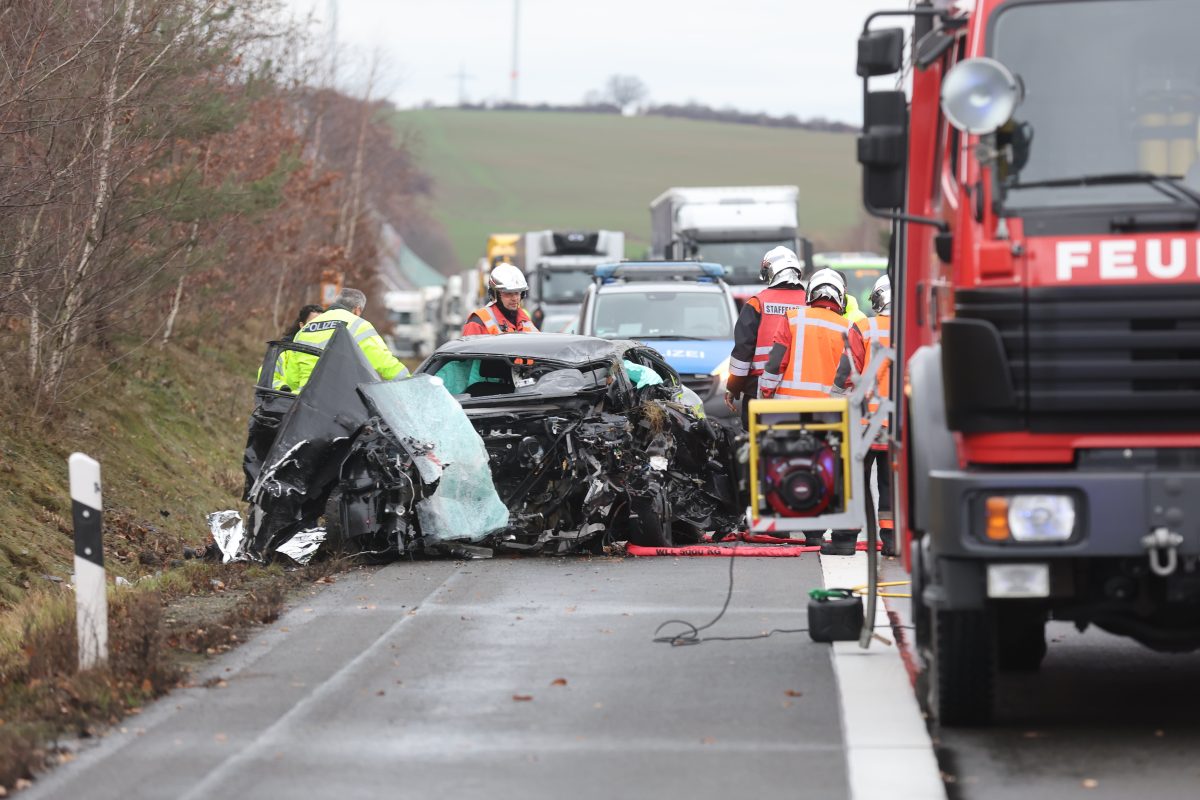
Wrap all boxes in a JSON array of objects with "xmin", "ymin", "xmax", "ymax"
[{"xmin": 577, "ymin": 261, "xmax": 738, "ymax": 426}]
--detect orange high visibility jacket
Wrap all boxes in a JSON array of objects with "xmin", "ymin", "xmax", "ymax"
[
  {"xmin": 856, "ymin": 313, "xmax": 891, "ymax": 417},
  {"xmin": 728, "ymin": 286, "xmax": 807, "ymax": 379},
  {"xmin": 758, "ymin": 306, "xmax": 850, "ymax": 398},
  {"xmin": 462, "ymin": 303, "xmax": 538, "ymax": 336}
]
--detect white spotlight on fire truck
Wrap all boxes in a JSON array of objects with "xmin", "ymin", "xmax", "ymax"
[{"xmin": 941, "ymin": 57, "xmax": 1023, "ymax": 135}]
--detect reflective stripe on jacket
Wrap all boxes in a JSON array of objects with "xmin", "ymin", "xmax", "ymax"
[
  {"xmin": 284, "ymin": 308, "xmax": 409, "ymax": 391},
  {"xmin": 760, "ymin": 306, "xmax": 850, "ymax": 399},
  {"xmin": 462, "ymin": 303, "xmax": 538, "ymax": 335},
  {"xmin": 857, "ymin": 314, "xmax": 892, "ymax": 412},
  {"xmin": 857, "ymin": 314, "xmax": 891, "ymax": 439}
]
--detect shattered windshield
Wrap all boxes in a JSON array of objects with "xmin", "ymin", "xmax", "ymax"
[
  {"xmin": 593, "ymin": 290, "xmax": 733, "ymax": 340},
  {"xmin": 993, "ymin": 0, "xmax": 1200, "ymax": 207},
  {"xmin": 431, "ymin": 356, "xmax": 609, "ymax": 398},
  {"xmin": 360, "ymin": 378, "xmax": 509, "ymax": 543}
]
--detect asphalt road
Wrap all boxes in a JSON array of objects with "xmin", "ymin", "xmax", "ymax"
[
  {"xmin": 881, "ymin": 560, "xmax": 1200, "ymax": 800},
  {"xmin": 29, "ymin": 555, "xmax": 855, "ymax": 800}
]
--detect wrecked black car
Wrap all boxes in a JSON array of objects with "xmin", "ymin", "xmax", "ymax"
[
  {"xmin": 237, "ymin": 330, "xmax": 742, "ymax": 563},
  {"xmin": 416, "ymin": 333, "xmax": 744, "ymax": 553}
]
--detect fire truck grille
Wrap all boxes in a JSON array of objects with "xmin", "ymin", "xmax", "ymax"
[{"xmin": 952, "ymin": 285, "xmax": 1200, "ymax": 433}]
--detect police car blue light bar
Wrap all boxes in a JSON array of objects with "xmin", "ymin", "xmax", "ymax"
[{"xmin": 594, "ymin": 261, "xmax": 727, "ymax": 282}]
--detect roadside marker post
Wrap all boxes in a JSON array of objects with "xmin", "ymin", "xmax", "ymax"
[{"xmin": 69, "ymin": 453, "xmax": 107, "ymax": 670}]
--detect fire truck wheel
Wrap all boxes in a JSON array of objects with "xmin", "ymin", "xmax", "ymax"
[
  {"xmin": 929, "ymin": 608, "xmax": 996, "ymax": 726},
  {"xmin": 996, "ymin": 604, "xmax": 1048, "ymax": 672},
  {"xmin": 910, "ymin": 537, "xmax": 932, "ymax": 660}
]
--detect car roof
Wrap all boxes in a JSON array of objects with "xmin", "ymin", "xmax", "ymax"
[
  {"xmin": 430, "ymin": 333, "xmax": 630, "ymax": 364},
  {"xmin": 595, "ymin": 281, "xmax": 728, "ymax": 295}
]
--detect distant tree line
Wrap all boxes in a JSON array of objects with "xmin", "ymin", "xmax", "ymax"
[
  {"xmin": 442, "ymin": 100, "xmax": 856, "ymax": 134},
  {"xmin": 642, "ymin": 103, "xmax": 858, "ymax": 134}
]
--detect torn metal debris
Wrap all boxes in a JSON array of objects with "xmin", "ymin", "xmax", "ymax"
[
  {"xmin": 416, "ymin": 334, "xmax": 744, "ymax": 554},
  {"xmin": 238, "ymin": 330, "xmax": 742, "ymax": 562}
]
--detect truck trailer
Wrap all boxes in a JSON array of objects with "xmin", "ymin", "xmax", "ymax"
[
  {"xmin": 517, "ymin": 230, "xmax": 625, "ymax": 332},
  {"xmin": 649, "ymin": 186, "xmax": 801, "ymax": 302}
]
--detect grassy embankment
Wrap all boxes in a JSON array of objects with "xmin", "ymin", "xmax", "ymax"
[
  {"xmin": 393, "ymin": 109, "xmax": 863, "ymax": 266},
  {"xmin": 0, "ymin": 329, "xmax": 302, "ymax": 787},
  {"xmin": 0, "ymin": 334, "xmax": 257, "ymax": 601}
]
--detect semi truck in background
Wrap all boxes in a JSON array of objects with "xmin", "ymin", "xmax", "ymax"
[
  {"xmin": 518, "ymin": 230, "xmax": 626, "ymax": 332},
  {"xmin": 856, "ymin": 0, "xmax": 1200, "ymax": 725},
  {"xmin": 650, "ymin": 186, "xmax": 803, "ymax": 302},
  {"xmin": 436, "ymin": 273, "xmax": 468, "ymax": 345},
  {"xmin": 383, "ymin": 290, "xmax": 424, "ymax": 358}
]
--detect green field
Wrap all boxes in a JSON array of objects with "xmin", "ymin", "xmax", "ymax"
[{"xmin": 392, "ymin": 110, "xmax": 865, "ymax": 269}]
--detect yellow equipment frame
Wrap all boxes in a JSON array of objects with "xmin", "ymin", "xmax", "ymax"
[{"xmin": 745, "ymin": 343, "xmax": 894, "ymax": 534}]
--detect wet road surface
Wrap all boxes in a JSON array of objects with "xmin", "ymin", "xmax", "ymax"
[
  {"xmin": 882, "ymin": 560, "xmax": 1200, "ymax": 800},
  {"xmin": 29, "ymin": 556, "xmax": 856, "ymax": 800}
]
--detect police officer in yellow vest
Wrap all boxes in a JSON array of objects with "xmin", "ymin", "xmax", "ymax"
[{"xmin": 283, "ymin": 287, "xmax": 410, "ymax": 392}]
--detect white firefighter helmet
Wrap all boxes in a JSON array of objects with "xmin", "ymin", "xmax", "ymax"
[
  {"xmin": 488, "ymin": 263, "xmax": 528, "ymax": 299},
  {"xmin": 764, "ymin": 252, "xmax": 804, "ymax": 288},
  {"xmin": 807, "ymin": 268, "xmax": 847, "ymax": 312},
  {"xmin": 869, "ymin": 273, "xmax": 892, "ymax": 314},
  {"xmin": 759, "ymin": 245, "xmax": 802, "ymax": 285}
]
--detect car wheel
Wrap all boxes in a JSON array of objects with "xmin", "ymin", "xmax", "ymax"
[
  {"xmin": 627, "ymin": 485, "xmax": 673, "ymax": 548},
  {"xmin": 322, "ymin": 489, "xmax": 345, "ymax": 549}
]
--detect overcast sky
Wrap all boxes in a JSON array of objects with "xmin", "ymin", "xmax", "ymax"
[{"xmin": 284, "ymin": 0, "xmax": 913, "ymax": 125}]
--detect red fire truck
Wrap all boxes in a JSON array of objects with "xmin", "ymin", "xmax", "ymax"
[{"xmin": 857, "ymin": 0, "xmax": 1200, "ymax": 723}]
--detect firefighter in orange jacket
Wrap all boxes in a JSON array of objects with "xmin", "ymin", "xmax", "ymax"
[
  {"xmin": 724, "ymin": 246, "xmax": 807, "ymax": 428},
  {"xmin": 462, "ymin": 263, "xmax": 539, "ymax": 335},
  {"xmin": 834, "ymin": 274, "xmax": 895, "ymax": 554},
  {"xmin": 759, "ymin": 268, "xmax": 856, "ymax": 553}
]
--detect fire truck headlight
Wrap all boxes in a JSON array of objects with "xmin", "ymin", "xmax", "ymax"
[
  {"xmin": 1006, "ymin": 495, "xmax": 1075, "ymax": 542},
  {"xmin": 941, "ymin": 57, "xmax": 1023, "ymax": 135}
]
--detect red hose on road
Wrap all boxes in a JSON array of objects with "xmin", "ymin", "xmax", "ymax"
[
  {"xmin": 626, "ymin": 543, "xmax": 809, "ymax": 557},
  {"xmin": 627, "ymin": 535, "xmax": 883, "ymax": 557}
]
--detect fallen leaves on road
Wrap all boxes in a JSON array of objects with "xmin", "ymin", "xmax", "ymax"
[
  {"xmin": 512, "ymin": 694, "xmax": 534, "ymax": 702},
  {"xmin": 551, "ymin": 678, "xmax": 568, "ymax": 686},
  {"xmin": 315, "ymin": 576, "xmax": 336, "ymax": 584},
  {"xmin": 700, "ymin": 736, "xmax": 716, "ymax": 745},
  {"xmin": 784, "ymin": 689, "xmax": 803, "ymax": 698}
]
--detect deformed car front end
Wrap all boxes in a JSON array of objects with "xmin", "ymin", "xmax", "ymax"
[{"xmin": 417, "ymin": 333, "xmax": 744, "ymax": 553}]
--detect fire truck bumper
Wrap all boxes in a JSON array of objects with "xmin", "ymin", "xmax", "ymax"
[{"xmin": 922, "ymin": 468, "xmax": 1200, "ymax": 613}]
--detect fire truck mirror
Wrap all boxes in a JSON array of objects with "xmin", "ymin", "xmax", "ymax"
[
  {"xmin": 858, "ymin": 90, "xmax": 908, "ymax": 211},
  {"xmin": 857, "ymin": 27, "xmax": 905, "ymax": 77}
]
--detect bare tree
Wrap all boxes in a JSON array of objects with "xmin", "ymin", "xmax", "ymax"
[{"xmin": 604, "ymin": 74, "xmax": 648, "ymax": 111}]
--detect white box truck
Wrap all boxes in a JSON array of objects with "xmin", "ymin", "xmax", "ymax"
[
  {"xmin": 649, "ymin": 186, "xmax": 804, "ymax": 302},
  {"xmin": 518, "ymin": 230, "xmax": 625, "ymax": 332}
]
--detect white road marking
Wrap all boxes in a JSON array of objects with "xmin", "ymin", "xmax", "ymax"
[{"xmin": 821, "ymin": 552, "xmax": 944, "ymax": 800}]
